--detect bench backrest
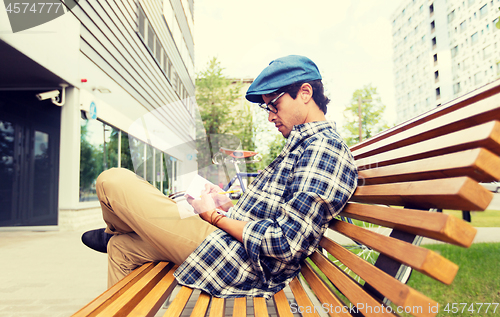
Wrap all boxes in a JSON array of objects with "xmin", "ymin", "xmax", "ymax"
[{"xmin": 300, "ymin": 79, "xmax": 500, "ymax": 317}]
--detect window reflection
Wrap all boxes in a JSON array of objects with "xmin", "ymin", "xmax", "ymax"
[
  {"xmin": 79, "ymin": 115, "xmax": 179, "ymax": 201},
  {"xmin": 33, "ymin": 131, "xmax": 50, "ymax": 217},
  {"xmin": 0, "ymin": 120, "xmax": 14, "ymax": 221},
  {"xmin": 79, "ymin": 118, "xmax": 118, "ymax": 201}
]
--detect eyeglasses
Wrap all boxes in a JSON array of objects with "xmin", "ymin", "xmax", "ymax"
[{"xmin": 258, "ymin": 92, "xmax": 285, "ymax": 114}]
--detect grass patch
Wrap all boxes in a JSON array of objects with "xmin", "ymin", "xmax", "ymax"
[
  {"xmin": 308, "ymin": 243, "xmax": 500, "ymax": 316},
  {"xmin": 400, "ymin": 243, "xmax": 500, "ymax": 316},
  {"xmin": 443, "ymin": 209, "xmax": 500, "ymax": 227}
]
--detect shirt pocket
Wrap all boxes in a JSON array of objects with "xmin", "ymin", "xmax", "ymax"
[{"xmin": 261, "ymin": 161, "xmax": 293, "ymax": 197}]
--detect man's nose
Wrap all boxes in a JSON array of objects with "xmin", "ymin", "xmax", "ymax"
[{"xmin": 268, "ymin": 111, "xmax": 277, "ymax": 122}]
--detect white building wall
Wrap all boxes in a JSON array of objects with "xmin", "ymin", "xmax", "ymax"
[
  {"xmin": 448, "ymin": 0, "xmax": 500, "ymax": 96},
  {"xmin": 0, "ymin": 0, "xmax": 198, "ymax": 230},
  {"xmin": 392, "ymin": 0, "xmax": 500, "ymax": 124}
]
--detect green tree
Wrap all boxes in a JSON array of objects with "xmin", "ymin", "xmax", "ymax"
[
  {"xmin": 196, "ymin": 57, "xmax": 257, "ymax": 178},
  {"xmin": 196, "ymin": 57, "xmax": 242, "ymax": 136},
  {"xmin": 79, "ymin": 123, "xmax": 100, "ymax": 198},
  {"xmin": 258, "ymin": 134, "xmax": 286, "ymax": 169},
  {"xmin": 496, "ymin": 7, "xmax": 500, "ymax": 29},
  {"xmin": 342, "ymin": 85, "xmax": 389, "ymax": 146}
]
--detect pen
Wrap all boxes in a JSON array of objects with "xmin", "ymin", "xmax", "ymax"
[
  {"xmin": 198, "ymin": 190, "xmax": 241, "ymax": 198},
  {"xmin": 218, "ymin": 190, "xmax": 240, "ymax": 195}
]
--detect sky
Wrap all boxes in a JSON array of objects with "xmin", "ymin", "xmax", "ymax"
[{"xmin": 193, "ymin": 0, "xmax": 404, "ymax": 130}]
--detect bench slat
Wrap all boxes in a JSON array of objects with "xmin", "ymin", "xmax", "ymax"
[
  {"xmin": 356, "ymin": 120, "xmax": 500, "ymax": 170},
  {"xmin": 300, "ymin": 262, "xmax": 353, "ymax": 317},
  {"xmin": 359, "ymin": 148, "xmax": 500, "ymax": 185},
  {"xmin": 189, "ymin": 291, "xmax": 211, "ymax": 317},
  {"xmin": 329, "ymin": 220, "xmax": 458, "ymax": 284},
  {"xmin": 95, "ymin": 262, "xmax": 173, "ymax": 317},
  {"xmin": 351, "ymin": 87, "xmax": 500, "ymax": 159},
  {"xmin": 161, "ymin": 286, "xmax": 193, "ymax": 317},
  {"xmin": 308, "ymin": 252, "xmax": 397, "ymax": 317},
  {"xmin": 352, "ymin": 176, "xmax": 493, "ymax": 211},
  {"xmin": 339, "ymin": 203, "xmax": 477, "ymax": 247},
  {"xmin": 232, "ymin": 297, "xmax": 247, "ymax": 317},
  {"xmin": 128, "ymin": 265, "xmax": 178, "ymax": 317},
  {"xmin": 71, "ymin": 262, "xmax": 156, "ymax": 317},
  {"xmin": 317, "ymin": 237, "xmax": 438, "ymax": 317},
  {"xmin": 253, "ymin": 297, "xmax": 269, "ymax": 317},
  {"xmin": 288, "ymin": 277, "xmax": 321, "ymax": 317},
  {"xmin": 273, "ymin": 290, "xmax": 294, "ymax": 317},
  {"xmin": 209, "ymin": 297, "xmax": 226, "ymax": 317}
]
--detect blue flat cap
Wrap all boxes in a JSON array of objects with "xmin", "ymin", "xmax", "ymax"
[{"xmin": 246, "ymin": 55, "xmax": 322, "ymax": 104}]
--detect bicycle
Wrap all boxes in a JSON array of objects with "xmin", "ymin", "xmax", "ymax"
[{"xmin": 211, "ymin": 147, "xmax": 262, "ymax": 198}]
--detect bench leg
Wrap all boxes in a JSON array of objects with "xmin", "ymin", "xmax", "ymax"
[{"xmin": 363, "ymin": 229, "xmax": 423, "ymax": 304}]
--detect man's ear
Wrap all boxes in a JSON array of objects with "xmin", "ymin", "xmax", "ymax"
[{"xmin": 299, "ymin": 83, "xmax": 313, "ymax": 103}]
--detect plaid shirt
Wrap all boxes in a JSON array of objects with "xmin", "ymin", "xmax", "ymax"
[{"xmin": 174, "ymin": 121, "xmax": 357, "ymax": 299}]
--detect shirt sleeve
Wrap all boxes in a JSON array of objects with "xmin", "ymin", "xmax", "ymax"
[{"xmin": 242, "ymin": 136, "xmax": 358, "ymax": 282}]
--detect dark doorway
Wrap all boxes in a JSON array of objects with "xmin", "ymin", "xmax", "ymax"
[{"xmin": 0, "ymin": 91, "xmax": 60, "ymax": 227}]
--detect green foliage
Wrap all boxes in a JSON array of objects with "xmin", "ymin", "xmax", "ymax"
[
  {"xmin": 196, "ymin": 57, "xmax": 242, "ymax": 136},
  {"xmin": 196, "ymin": 57, "xmax": 257, "ymax": 175},
  {"xmin": 342, "ymin": 85, "xmax": 389, "ymax": 146},
  {"xmin": 496, "ymin": 7, "xmax": 500, "ymax": 29},
  {"xmin": 79, "ymin": 123, "xmax": 100, "ymax": 192},
  {"xmin": 258, "ymin": 134, "xmax": 286, "ymax": 169}
]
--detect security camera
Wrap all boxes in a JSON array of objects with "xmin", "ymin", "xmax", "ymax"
[{"xmin": 36, "ymin": 90, "xmax": 60, "ymax": 101}]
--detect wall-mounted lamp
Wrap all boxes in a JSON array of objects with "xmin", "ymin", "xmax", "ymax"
[{"xmin": 92, "ymin": 86, "xmax": 111, "ymax": 93}]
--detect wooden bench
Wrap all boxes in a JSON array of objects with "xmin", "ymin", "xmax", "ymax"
[{"xmin": 72, "ymin": 79, "xmax": 500, "ymax": 317}]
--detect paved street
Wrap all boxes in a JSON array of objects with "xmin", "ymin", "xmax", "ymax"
[{"xmin": 0, "ymin": 226, "xmax": 499, "ymax": 317}]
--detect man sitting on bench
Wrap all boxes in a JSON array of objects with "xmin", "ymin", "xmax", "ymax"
[{"xmin": 81, "ymin": 55, "xmax": 358, "ymax": 299}]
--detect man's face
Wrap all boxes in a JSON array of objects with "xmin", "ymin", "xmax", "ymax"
[{"xmin": 262, "ymin": 92, "xmax": 306, "ymax": 138}]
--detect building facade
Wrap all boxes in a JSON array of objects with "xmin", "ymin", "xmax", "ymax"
[
  {"xmin": 392, "ymin": 0, "xmax": 500, "ymax": 124},
  {"xmin": 0, "ymin": 0, "xmax": 197, "ymax": 230}
]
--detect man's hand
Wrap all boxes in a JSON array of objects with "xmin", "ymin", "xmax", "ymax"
[
  {"xmin": 186, "ymin": 188, "xmax": 216, "ymax": 215},
  {"xmin": 203, "ymin": 184, "xmax": 234, "ymax": 211},
  {"xmin": 187, "ymin": 185, "xmax": 246, "ymax": 242}
]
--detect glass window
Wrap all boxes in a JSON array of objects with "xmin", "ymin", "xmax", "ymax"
[
  {"xmin": 138, "ymin": 8, "xmax": 145, "ymax": 38},
  {"xmin": 479, "ymin": 4, "xmax": 488, "ymax": 17},
  {"xmin": 147, "ymin": 23, "xmax": 155, "ymax": 52},
  {"xmin": 129, "ymin": 136, "xmax": 145, "ymax": 179},
  {"xmin": 119, "ymin": 133, "xmax": 135, "ymax": 172},
  {"xmin": 448, "ymin": 10, "xmax": 455, "ymax": 23},
  {"xmin": 155, "ymin": 150, "xmax": 163, "ymax": 191},
  {"xmin": 79, "ymin": 118, "xmax": 119, "ymax": 202},
  {"xmin": 460, "ymin": 20, "xmax": 467, "ymax": 32},
  {"xmin": 471, "ymin": 32, "xmax": 479, "ymax": 44},
  {"xmin": 0, "ymin": 120, "xmax": 15, "ymax": 218},
  {"xmin": 474, "ymin": 71, "xmax": 482, "ymax": 84},
  {"xmin": 155, "ymin": 38, "xmax": 162, "ymax": 62},
  {"xmin": 146, "ymin": 144, "xmax": 154, "ymax": 184},
  {"xmin": 483, "ymin": 45, "xmax": 492, "ymax": 59},
  {"xmin": 163, "ymin": 52, "xmax": 170, "ymax": 78}
]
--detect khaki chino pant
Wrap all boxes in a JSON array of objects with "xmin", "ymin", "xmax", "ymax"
[{"xmin": 96, "ymin": 168, "xmax": 217, "ymax": 287}]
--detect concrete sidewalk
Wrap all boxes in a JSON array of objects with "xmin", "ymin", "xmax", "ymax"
[
  {"xmin": 0, "ymin": 227, "xmax": 108, "ymax": 317},
  {"xmin": 0, "ymin": 227, "xmax": 499, "ymax": 317}
]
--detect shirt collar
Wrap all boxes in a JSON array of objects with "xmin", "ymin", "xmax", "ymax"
[{"xmin": 284, "ymin": 120, "xmax": 337, "ymax": 152}]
